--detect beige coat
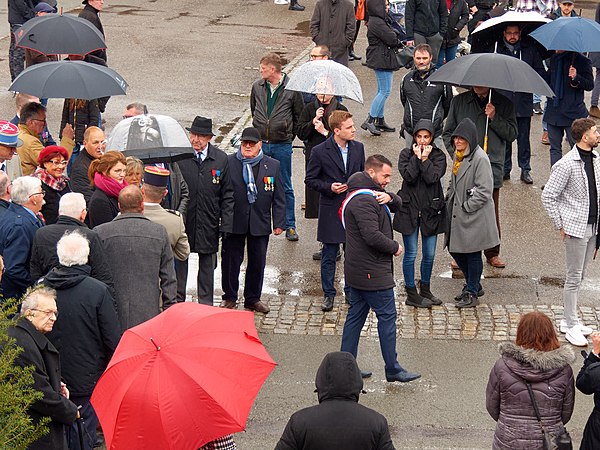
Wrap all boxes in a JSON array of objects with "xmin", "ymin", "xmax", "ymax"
[
  {"xmin": 143, "ymin": 203, "xmax": 190, "ymax": 261},
  {"xmin": 17, "ymin": 124, "xmax": 74, "ymax": 176}
]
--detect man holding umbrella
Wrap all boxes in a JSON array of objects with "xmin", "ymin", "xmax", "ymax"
[{"xmin": 443, "ymin": 86, "xmax": 517, "ymax": 268}]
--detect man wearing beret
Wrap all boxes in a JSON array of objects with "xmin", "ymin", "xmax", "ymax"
[
  {"xmin": 142, "ymin": 166, "xmax": 190, "ymax": 265},
  {"xmin": 176, "ymin": 116, "xmax": 234, "ymax": 304},
  {"xmin": 221, "ymin": 127, "xmax": 286, "ymax": 314}
]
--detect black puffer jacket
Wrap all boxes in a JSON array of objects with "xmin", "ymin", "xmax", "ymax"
[
  {"xmin": 442, "ymin": 0, "xmax": 469, "ymax": 48},
  {"xmin": 394, "ymin": 119, "xmax": 447, "ymax": 236},
  {"xmin": 8, "ymin": 0, "xmax": 35, "ymax": 25},
  {"xmin": 400, "ymin": 67, "xmax": 452, "ymax": 137},
  {"xmin": 576, "ymin": 351, "xmax": 600, "ymax": 450},
  {"xmin": 365, "ymin": 0, "xmax": 403, "ymax": 71},
  {"xmin": 275, "ymin": 352, "xmax": 395, "ymax": 450},
  {"xmin": 343, "ymin": 171, "xmax": 401, "ymax": 291},
  {"xmin": 44, "ymin": 264, "xmax": 121, "ymax": 397},
  {"xmin": 405, "ymin": 0, "xmax": 448, "ymax": 40},
  {"xmin": 486, "ymin": 342, "xmax": 575, "ymax": 450}
]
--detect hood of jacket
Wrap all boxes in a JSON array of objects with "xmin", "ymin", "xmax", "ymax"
[
  {"xmin": 43, "ymin": 264, "xmax": 92, "ymax": 290},
  {"xmin": 413, "ymin": 119, "xmax": 435, "ymax": 137},
  {"xmin": 366, "ymin": 0, "xmax": 386, "ymax": 20},
  {"xmin": 498, "ymin": 342, "xmax": 576, "ymax": 383},
  {"xmin": 451, "ymin": 117, "xmax": 479, "ymax": 151},
  {"xmin": 347, "ymin": 171, "xmax": 385, "ymax": 192},
  {"xmin": 316, "ymin": 352, "xmax": 363, "ymax": 403}
]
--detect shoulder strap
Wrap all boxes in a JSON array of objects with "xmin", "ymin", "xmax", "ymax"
[{"xmin": 525, "ymin": 381, "xmax": 546, "ymax": 432}]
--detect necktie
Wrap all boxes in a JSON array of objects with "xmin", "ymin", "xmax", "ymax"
[{"xmin": 0, "ymin": 162, "xmax": 5, "ymax": 173}]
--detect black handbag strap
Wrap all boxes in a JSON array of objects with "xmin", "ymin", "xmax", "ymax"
[{"xmin": 525, "ymin": 381, "xmax": 547, "ymax": 432}]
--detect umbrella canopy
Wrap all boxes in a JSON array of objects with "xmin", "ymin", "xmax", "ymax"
[
  {"xmin": 428, "ymin": 52, "xmax": 554, "ymax": 96},
  {"xmin": 529, "ymin": 16, "xmax": 600, "ymax": 52},
  {"xmin": 286, "ymin": 59, "xmax": 363, "ymax": 103},
  {"xmin": 472, "ymin": 10, "xmax": 550, "ymax": 42},
  {"xmin": 107, "ymin": 114, "xmax": 194, "ymax": 163},
  {"xmin": 90, "ymin": 303, "xmax": 276, "ymax": 450},
  {"xmin": 8, "ymin": 60, "xmax": 127, "ymax": 99},
  {"xmin": 15, "ymin": 13, "xmax": 106, "ymax": 56}
]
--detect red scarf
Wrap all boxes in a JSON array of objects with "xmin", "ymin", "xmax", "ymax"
[
  {"xmin": 94, "ymin": 172, "xmax": 127, "ymax": 198},
  {"xmin": 33, "ymin": 167, "xmax": 68, "ymax": 191}
]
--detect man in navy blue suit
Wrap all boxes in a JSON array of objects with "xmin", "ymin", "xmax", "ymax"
[
  {"xmin": 220, "ymin": 127, "xmax": 286, "ymax": 314},
  {"xmin": 305, "ymin": 111, "xmax": 365, "ymax": 312}
]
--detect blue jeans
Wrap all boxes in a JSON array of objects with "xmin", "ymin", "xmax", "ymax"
[
  {"xmin": 402, "ymin": 225, "xmax": 437, "ymax": 288},
  {"xmin": 436, "ymin": 45, "xmax": 458, "ymax": 69},
  {"xmin": 262, "ymin": 142, "xmax": 295, "ymax": 228},
  {"xmin": 548, "ymin": 124, "xmax": 575, "ymax": 166},
  {"xmin": 504, "ymin": 116, "xmax": 532, "ymax": 174},
  {"xmin": 450, "ymin": 251, "xmax": 483, "ymax": 295},
  {"xmin": 369, "ymin": 70, "xmax": 394, "ymax": 118},
  {"xmin": 341, "ymin": 287, "xmax": 403, "ymax": 375},
  {"xmin": 321, "ymin": 243, "xmax": 340, "ymax": 297}
]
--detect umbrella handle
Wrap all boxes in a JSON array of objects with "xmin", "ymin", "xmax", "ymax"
[{"xmin": 483, "ymin": 135, "xmax": 489, "ymax": 153}]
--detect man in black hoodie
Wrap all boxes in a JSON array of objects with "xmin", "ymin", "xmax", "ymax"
[
  {"xmin": 43, "ymin": 230, "xmax": 121, "ymax": 450},
  {"xmin": 275, "ymin": 352, "xmax": 396, "ymax": 450},
  {"xmin": 340, "ymin": 155, "xmax": 421, "ymax": 383}
]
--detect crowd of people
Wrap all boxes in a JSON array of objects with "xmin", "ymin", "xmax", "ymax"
[{"xmin": 3, "ymin": 0, "xmax": 600, "ymax": 448}]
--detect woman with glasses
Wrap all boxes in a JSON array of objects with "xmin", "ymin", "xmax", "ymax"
[
  {"xmin": 32, "ymin": 145, "xmax": 72, "ymax": 225},
  {"xmin": 87, "ymin": 151, "xmax": 128, "ymax": 227}
]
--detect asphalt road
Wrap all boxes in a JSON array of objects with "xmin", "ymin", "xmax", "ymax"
[{"xmin": 0, "ymin": 1, "xmax": 599, "ymax": 448}]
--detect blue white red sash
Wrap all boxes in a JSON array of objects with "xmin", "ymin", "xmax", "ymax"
[{"xmin": 339, "ymin": 189, "xmax": 391, "ymax": 229}]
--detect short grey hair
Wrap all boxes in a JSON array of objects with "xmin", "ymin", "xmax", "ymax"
[
  {"xmin": 126, "ymin": 102, "xmax": 147, "ymax": 115},
  {"xmin": 11, "ymin": 177, "xmax": 41, "ymax": 205},
  {"xmin": 58, "ymin": 192, "xmax": 86, "ymax": 218},
  {"xmin": 57, "ymin": 231, "xmax": 90, "ymax": 267},
  {"xmin": 0, "ymin": 171, "xmax": 9, "ymax": 197},
  {"xmin": 21, "ymin": 286, "xmax": 56, "ymax": 314}
]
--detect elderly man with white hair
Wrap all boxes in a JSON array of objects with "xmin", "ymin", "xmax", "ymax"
[
  {"xmin": 0, "ymin": 176, "xmax": 45, "ymax": 300},
  {"xmin": 8, "ymin": 286, "xmax": 78, "ymax": 450},
  {"xmin": 43, "ymin": 231, "xmax": 121, "ymax": 450},
  {"xmin": 30, "ymin": 192, "xmax": 114, "ymax": 294}
]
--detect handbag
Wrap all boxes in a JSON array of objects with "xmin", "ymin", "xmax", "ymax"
[
  {"xmin": 356, "ymin": 0, "xmax": 365, "ymax": 20},
  {"xmin": 395, "ymin": 45, "xmax": 414, "ymax": 69},
  {"xmin": 524, "ymin": 381, "xmax": 573, "ymax": 450}
]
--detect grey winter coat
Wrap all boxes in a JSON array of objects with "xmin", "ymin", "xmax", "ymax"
[
  {"xmin": 486, "ymin": 342, "xmax": 576, "ymax": 450},
  {"xmin": 310, "ymin": 0, "xmax": 356, "ymax": 66},
  {"xmin": 445, "ymin": 118, "xmax": 499, "ymax": 253}
]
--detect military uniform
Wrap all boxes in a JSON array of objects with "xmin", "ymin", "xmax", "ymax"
[{"xmin": 143, "ymin": 203, "xmax": 190, "ymax": 262}]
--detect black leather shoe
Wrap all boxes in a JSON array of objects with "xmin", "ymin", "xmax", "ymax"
[
  {"xmin": 245, "ymin": 301, "xmax": 270, "ymax": 314},
  {"xmin": 288, "ymin": 0, "xmax": 305, "ymax": 10},
  {"xmin": 386, "ymin": 370, "xmax": 421, "ymax": 383},
  {"xmin": 322, "ymin": 296, "xmax": 334, "ymax": 312},
  {"xmin": 349, "ymin": 49, "xmax": 362, "ymax": 61},
  {"xmin": 374, "ymin": 117, "xmax": 396, "ymax": 132},
  {"xmin": 521, "ymin": 170, "xmax": 533, "ymax": 184},
  {"xmin": 454, "ymin": 285, "xmax": 484, "ymax": 301},
  {"xmin": 360, "ymin": 370, "xmax": 372, "ymax": 379},
  {"xmin": 503, "ymin": 172, "xmax": 510, "ymax": 181},
  {"xmin": 456, "ymin": 293, "xmax": 479, "ymax": 308}
]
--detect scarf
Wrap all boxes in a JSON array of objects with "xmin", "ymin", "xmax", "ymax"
[
  {"xmin": 94, "ymin": 172, "xmax": 127, "ymax": 199},
  {"xmin": 235, "ymin": 148, "xmax": 263, "ymax": 204},
  {"xmin": 452, "ymin": 144, "xmax": 472, "ymax": 176},
  {"xmin": 553, "ymin": 53, "xmax": 567, "ymax": 107},
  {"xmin": 33, "ymin": 167, "xmax": 68, "ymax": 191}
]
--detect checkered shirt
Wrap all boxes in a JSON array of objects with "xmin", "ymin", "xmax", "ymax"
[
  {"xmin": 542, "ymin": 147, "xmax": 600, "ymax": 239},
  {"xmin": 200, "ymin": 435, "xmax": 237, "ymax": 450}
]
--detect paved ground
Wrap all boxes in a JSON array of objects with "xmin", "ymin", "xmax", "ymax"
[{"xmin": 1, "ymin": 1, "xmax": 600, "ymax": 448}]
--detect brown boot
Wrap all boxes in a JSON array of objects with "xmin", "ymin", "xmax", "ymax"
[
  {"xmin": 590, "ymin": 106, "xmax": 600, "ymax": 118},
  {"xmin": 541, "ymin": 131, "xmax": 549, "ymax": 145}
]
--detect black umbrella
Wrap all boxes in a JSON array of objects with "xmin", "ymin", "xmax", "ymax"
[
  {"xmin": 15, "ymin": 13, "xmax": 106, "ymax": 56},
  {"xmin": 428, "ymin": 53, "xmax": 554, "ymax": 151},
  {"xmin": 8, "ymin": 60, "xmax": 127, "ymax": 100},
  {"xmin": 471, "ymin": 10, "xmax": 551, "ymax": 51}
]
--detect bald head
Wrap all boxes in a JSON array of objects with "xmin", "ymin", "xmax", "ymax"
[{"xmin": 118, "ymin": 185, "xmax": 143, "ymax": 213}]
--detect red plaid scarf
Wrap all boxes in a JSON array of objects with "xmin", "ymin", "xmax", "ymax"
[{"xmin": 33, "ymin": 167, "xmax": 68, "ymax": 191}]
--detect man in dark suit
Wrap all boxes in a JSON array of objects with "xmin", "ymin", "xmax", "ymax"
[
  {"xmin": 305, "ymin": 111, "xmax": 365, "ymax": 312},
  {"xmin": 221, "ymin": 127, "xmax": 286, "ymax": 314},
  {"xmin": 176, "ymin": 116, "xmax": 234, "ymax": 304}
]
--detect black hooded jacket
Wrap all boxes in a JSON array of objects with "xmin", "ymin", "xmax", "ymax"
[
  {"xmin": 365, "ymin": 0, "xmax": 403, "ymax": 71},
  {"xmin": 275, "ymin": 352, "xmax": 395, "ymax": 450},
  {"xmin": 43, "ymin": 265, "xmax": 121, "ymax": 397},
  {"xmin": 394, "ymin": 119, "xmax": 448, "ymax": 236},
  {"xmin": 343, "ymin": 171, "xmax": 401, "ymax": 291}
]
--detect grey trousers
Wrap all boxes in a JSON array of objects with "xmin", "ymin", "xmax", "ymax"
[
  {"xmin": 563, "ymin": 223, "xmax": 596, "ymax": 328},
  {"xmin": 176, "ymin": 253, "xmax": 217, "ymax": 305},
  {"xmin": 414, "ymin": 32, "xmax": 443, "ymax": 65}
]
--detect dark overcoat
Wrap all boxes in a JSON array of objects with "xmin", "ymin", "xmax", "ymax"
[
  {"xmin": 576, "ymin": 350, "xmax": 600, "ymax": 450},
  {"xmin": 176, "ymin": 143, "xmax": 234, "ymax": 254},
  {"xmin": 88, "ymin": 187, "xmax": 119, "ymax": 228},
  {"xmin": 227, "ymin": 154, "xmax": 286, "ymax": 236},
  {"xmin": 305, "ymin": 136, "xmax": 365, "ymax": 243},
  {"xmin": 8, "ymin": 318, "xmax": 78, "ymax": 450},
  {"xmin": 310, "ymin": 0, "xmax": 356, "ymax": 66},
  {"xmin": 40, "ymin": 179, "xmax": 72, "ymax": 225}
]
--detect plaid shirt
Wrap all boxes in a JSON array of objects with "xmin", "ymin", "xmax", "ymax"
[
  {"xmin": 200, "ymin": 435, "xmax": 236, "ymax": 450},
  {"xmin": 542, "ymin": 147, "xmax": 600, "ymax": 238},
  {"xmin": 515, "ymin": 0, "xmax": 557, "ymax": 15}
]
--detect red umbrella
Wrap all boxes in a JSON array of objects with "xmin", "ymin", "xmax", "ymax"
[{"xmin": 90, "ymin": 303, "xmax": 276, "ymax": 450}]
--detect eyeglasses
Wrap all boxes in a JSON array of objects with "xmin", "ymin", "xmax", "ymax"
[
  {"xmin": 31, "ymin": 118, "xmax": 47, "ymax": 124},
  {"xmin": 31, "ymin": 308, "xmax": 58, "ymax": 318},
  {"xmin": 309, "ymin": 54, "xmax": 327, "ymax": 60},
  {"xmin": 48, "ymin": 160, "xmax": 68, "ymax": 166},
  {"xmin": 28, "ymin": 191, "xmax": 45, "ymax": 198},
  {"xmin": 241, "ymin": 140, "xmax": 259, "ymax": 147}
]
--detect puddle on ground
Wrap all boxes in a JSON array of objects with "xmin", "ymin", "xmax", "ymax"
[{"xmin": 216, "ymin": 116, "xmax": 241, "ymax": 143}]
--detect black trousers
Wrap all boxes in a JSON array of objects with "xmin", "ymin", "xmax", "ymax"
[
  {"xmin": 221, "ymin": 233, "xmax": 269, "ymax": 306},
  {"xmin": 9, "ymin": 25, "xmax": 25, "ymax": 81},
  {"xmin": 175, "ymin": 253, "xmax": 217, "ymax": 305}
]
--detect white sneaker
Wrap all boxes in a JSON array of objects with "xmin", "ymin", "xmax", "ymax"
[
  {"xmin": 274, "ymin": 0, "xmax": 289, "ymax": 3},
  {"xmin": 565, "ymin": 326, "xmax": 589, "ymax": 347},
  {"xmin": 560, "ymin": 319, "xmax": 594, "ymax": 336}
]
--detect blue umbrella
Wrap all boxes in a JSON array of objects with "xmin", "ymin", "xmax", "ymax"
[{"xmin": 529, "ymin": 17, "xmax": 600, "ymax": 52}]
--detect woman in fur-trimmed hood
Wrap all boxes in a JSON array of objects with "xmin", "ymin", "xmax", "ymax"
[{"xmin": 486, "ymin": 311, "xmax": 576, "ymax": 450}]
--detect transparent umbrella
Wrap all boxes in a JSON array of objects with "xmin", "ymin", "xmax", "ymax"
[{"xmin": 285, "ymin": 59, "xmax": 363, "ymax": 103}]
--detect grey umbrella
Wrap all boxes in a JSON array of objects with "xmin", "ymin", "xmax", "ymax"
[{"xmin": 8, "ymin": 60, "xmax": 127, "ymax": 99}]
